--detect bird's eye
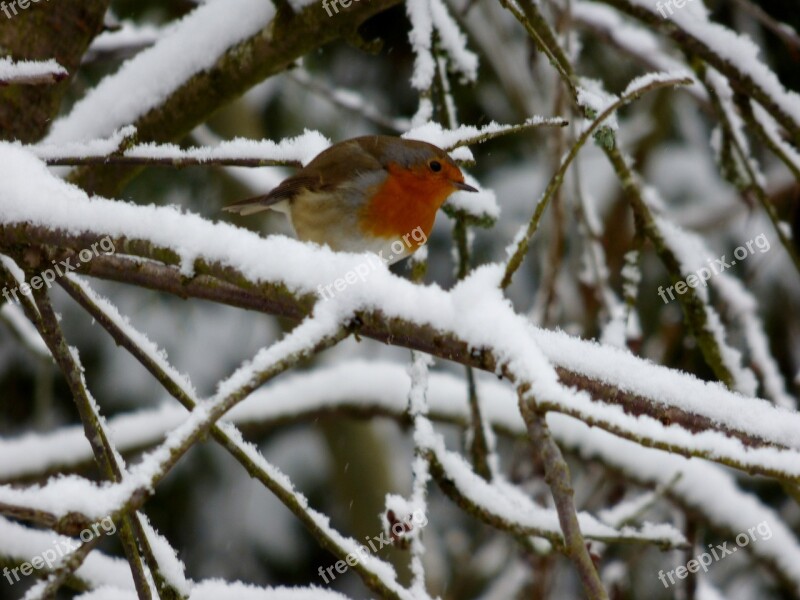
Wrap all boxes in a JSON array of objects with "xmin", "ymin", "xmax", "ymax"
[{"xmin": 429, "ymin": 160, "xmax": 442, "ymax": 172}]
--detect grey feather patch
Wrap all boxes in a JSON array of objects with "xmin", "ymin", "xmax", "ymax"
[{"xmin": 222, "ymin": 203, "xmax": 272, "ymax": 216}]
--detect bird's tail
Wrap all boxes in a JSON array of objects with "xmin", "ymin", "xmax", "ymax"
[{"xmin": 222, "ymin": 194, "xmax": 274, "ymax": 216}]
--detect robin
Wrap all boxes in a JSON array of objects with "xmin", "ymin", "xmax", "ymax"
[{"xmin": 223, "ymin": 135, "xmax": 477, "ymax": 264}]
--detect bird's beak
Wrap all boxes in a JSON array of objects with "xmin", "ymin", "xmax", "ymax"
[{"xmin": 452, "ymin": 180, "xmax": 478, "ymax": 192}]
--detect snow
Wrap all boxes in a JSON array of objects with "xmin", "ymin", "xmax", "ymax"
[
  {"xmin": 32, "ymin": 126, "xmax": 138, "ymax": 161},
  {"xmin": 577, "ymin": 78, "xmax": 619, "ymax": 131},
  {"xmin": 405, "ymin": 352, "xmax": 434, "ymax": 594},
  {"xmin": 190, "ymin": 125, "xmax": 289, "ymax": 194},
  {"xmin": 445, "ymin": 177, "xmax": 499, "ymax": 221},
  {"xmin": 0, "ymin": 58, "xmax": 67, "ymax": 84},
  {"xmin": 429, "ymin": 0, "xmax": 479, "ymax": 82},
  {"xmin": 124, "ymin": 131, "xmax": 330, "ymax": 166},
  {"xmin": 621, "ymin": 70, "xmax": 693, "ymax": 97},
  {"xmin": 597, "ymin": 490, "xmax": 660, "ymax": 527},
  {"xmin": 752, "ymin": 103, "xmax": 800, "ymax": 175},
  {"xmin": 706, "ymin": 68, "xmax": 766, "ymax": 187},
  {"xmin": 403, "ymin": 117, "xmax": 567, "ymax": 151},
  {"xmin": 285, "ymin": 0, "xmax": 320, "ymax": 13},
  {"xmin": 45, "ymin": 0, "xmax": 275, "ymax": 144},
  {"xmin": 534, "ymin": 326, "xmax": 800, "ymax": 452},
  {"xmin": 406, "ymin": 0, "xmax": 478, "ymax": 124},
  {"xmin": 406, "ymin": 0, "xmax": 436, "ymax": 92},
  {"xmin": 713, "ymin": 274, "xmax": 795, "ymax": 409},
  {"xmin": 288, "ymin": 69, "xmax": 412, "ymax": 132},
  {"xmin": 138, "ymin": 515, "xmax": 191, "ymax": 595}
]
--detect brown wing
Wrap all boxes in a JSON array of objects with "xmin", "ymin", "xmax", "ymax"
[
  {"xmin": 223, "ymin": 138, "xmax": 386, "ymax": 216},
  {"xmin": 301, "ymin": 138, "xmax": 387, "ymax": 186}
]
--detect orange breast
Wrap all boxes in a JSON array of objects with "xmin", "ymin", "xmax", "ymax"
[{"xmin": 359, "ymin": 164, "xmax": 452, "ymax": 245}]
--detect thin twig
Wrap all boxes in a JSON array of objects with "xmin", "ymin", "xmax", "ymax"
[{"xmin": 43, "ymin": 154, "xmax": 301, "ymax": 168}]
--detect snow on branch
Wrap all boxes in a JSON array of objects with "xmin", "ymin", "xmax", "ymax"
[
  {"xmin": 0, "ymin": 58, "xmax": 67, "ymax": 86},
  {"xmin": 288, "ymin": 69, "xmax": 412, "ymax": 132},
  {"xmin": 422, "ymin": 421, "xmax": 686, "ymax": 549},
  {"xmin": 0, "ymin": 312, "xmax": 344, "ymax": 520},
  {"xmin": 496, "ymin": 0, "xmax": 770, "ymax": 425},
  {"xmin": 404, "ymin": 116, "xmax": 569, "ymax": 151},
  {"xmin": 0, "ymin": 257, "xmax": 186, "ymax": 596},
  {"xmin": 31, "ymin": 127, "xmax": 330, "ymax": 169}
]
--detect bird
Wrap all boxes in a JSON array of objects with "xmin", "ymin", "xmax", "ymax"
[{"xmin": 223, "ymin": 135, "xmax": 477, "ymax": 264}]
